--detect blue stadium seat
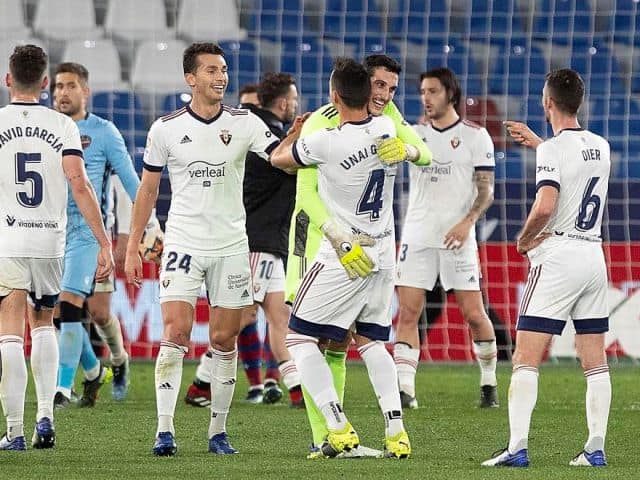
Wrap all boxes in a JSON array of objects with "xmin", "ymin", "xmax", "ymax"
[
  {"xmin": 589, "ymin": 97, "xmax": 640, "ymax": 169},
  {"xmin": 388, "ymin": 0, "xmax": 450, "ymax": 41},
  {"xmin": 219, "ymin": 40, "xmax": 261, "ymax": 93},
  {"xmin": 352, "ymin": 37, "xmax": 402, "ymax": 61},
  {"xmin": 570, "ymin": 44, "xmax": 626, "ymax": 96},
  {"xmin": 160, "ymin": 93, "xmax": 193, "ymax": 115},
  {"xmin": 424, "ymin": 38, "xmax": 483, "ymax": 95},
  {"xmin": 532, "ymin": 0, "xmax": 596, "ymax": 45},
  {"xmin": 521, "ymin": 98, "xmax": 549, "ymax": 140},
  {"xmin": 252, "ymin": 0, "xmax": 304, "ymax": 42},
  {"xmin": 489, "ymin": 40, "xmax": 548, "ymax": 96},
  {"xmin": 468, "ymin": 0, "xmax": 524, "ymax": 38},
  {"xmin": 280, "ymin": 38, "xmax": 332, "ymax": 76},
  {"xmin": 612, "ymin": 6, "xmax": 640, "ymax": 44},
  {"xmin": 92, "ymin": 91, "xmax": 147, "ymax": 170},
  {"xmin": 321, "ymin": 0, "xmax": 383, "ymax": 41}
]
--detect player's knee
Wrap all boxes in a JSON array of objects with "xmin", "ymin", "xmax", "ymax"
[
  {"xmin": 285, "ymin": 332, "xmax": 318, "ymax": 361},
  {"xmin": 398, "ymin": 303, "xmax": 422, "ymax": 325},
  {"xmin": 461, "ymin": 308, "xmax": 489, "ymax": 329},
  {"xmin": 210, "ymin": 329, "xmax": 239, "ymax": 351},
  {"xmin": 162, "ymin": 320, "xmax": 191, "ymax": 346},
  {"xmin": 59, "ymin": 301, "xmax": 84, "ymax": 322}
]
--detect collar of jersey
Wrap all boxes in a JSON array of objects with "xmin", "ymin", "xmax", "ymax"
[
  {"xmin": 10, "ymin": 101, "xmax": 41, "ymax": 106},
  {"xmin": 186, "ymin": 104, "xmax": 224, "ymax": 124},
  {"xmin": 431, "ymin": 118, "xmax": 461, "ymax": 133},
  {"xmin": 339, "ymin": 116, "xmax": 373, "ymax": 128},
  {"xmin": 556, "ymin": 127, "xmax": 584, "ymax": 136}
]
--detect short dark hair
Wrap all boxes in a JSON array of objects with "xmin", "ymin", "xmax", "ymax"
[
  {"xmin": 10, "ymin": 44, "xmax": 48, "ymax": 89},
  {"xmin": 420, "ymin": 67, "xmax": 461, "ymax": 111},
  {"xmin": 363, "ymin": 54, "xmax": 402, "ymax": 76},
  {"xmin": 545, "ymin": 68, "xmax": 584, "ymax": 115},
  {"xmin": 54, "ymin": 62, "xmax": 89, "ymax": 84},
  {"xmin": 258, "ymin": 72, "xmax": 296, "ymax": 109},
  {"xmin": 330, "ymin": 57, "xmax": 371, "ymax": 109},
  {"xmin": 183, "ymin": 42, "xmax": 225, "ymax": 74},
  {"xmin": 239, "ymin": 83, "xmax": 259, "ymax": 96}
]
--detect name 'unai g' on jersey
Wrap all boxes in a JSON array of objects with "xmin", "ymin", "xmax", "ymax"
[
  {"xmin": 535, "ymin": 128, "xmax": 610, "ymax": 241},
  {"xmin": 292, "ymin": 116, "xmax": 397, "ymax": 269},
  {"xmin": 402, "ymin": 119, "xmax": 495, "ymax": 249},
  {"xmin": 143, "ymin": 105, "xmax": 278, "ymax": 256},
  {"xmin": 0, "ymin": 103, "xmax": 82, "ymax": 258}
]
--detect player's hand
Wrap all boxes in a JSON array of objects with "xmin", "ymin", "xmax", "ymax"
[
  {"xmin": 114, "ymin": 233, "xmax": 129, "ymax": 272},
  {"xmin": 287, "ymin": 112, "xmax": 311, "ymax": 139},
  {"xmin": 321, "ymin": 218, "xmax": 376, "ymax": 279},
  {"xmin": 138, "ymin": 217, "xmax": 164, "ymax": 264},
  {"xmin": 376, "ymin": 136, "xmax": 407, "ymax": 165},
  {"xmin": 444, "ymin": 217, "xmax": 474, "ymax": 250},
  {"xmin": 95, "ymin": 245, "xmax": 115, "ymax": 283},
  {"xmin": 125, "ymin": 248, "xmax": 143, "ymax": 288},
  {"xmin": 504, "ymin": 121, "xmax": 543, "ymax": 149},
  {"xmin": 516, "ymin": 232, "xmax": 552, "ymax": 256}
]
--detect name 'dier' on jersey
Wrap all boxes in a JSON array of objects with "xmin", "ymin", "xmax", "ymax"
[
  {"xmin": 404, "ymin": 119, "xmax": 495, "ymax": 249},
  {"xmin": 143, "ymin": 105, "xmax": 278, "ymax": 256}
]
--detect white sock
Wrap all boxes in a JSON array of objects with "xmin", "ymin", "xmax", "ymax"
[
  {"xmin": 286, "ymin": 333, "xmax": 347, "ymax": 431},
  {"xmin": 394, "ymin": 343, "xmax": 419, "ymax": 397},
  {"xmin": 96, "ymin": 315, "xmax": 128, "ymax": 367},
  {"xmin": 195, "ymin": 351, "xmax": 213, "ymax": 384},
  {"xmin": 278, "ymin": 359, "xmax": 300, "ymax": 390},
  {"xmin": 155, "ymin": 341, "xmax": 187, "ymax": 436},
  {"xmin": 84, "ymin": 363, "xmax": 101, "ymax": 382},
  {"xmin": 208, "ymin": 347, "xmax": 238, "ymax": 437},
  {"xmin": 30, "ymin": 327, "xmax": 58, "ymax": 422},
  {"xmin": 359, "ymin": 341, "xmax": 405, "ymax": 436},
  {"xmin": 0, "ymin": 336, "xmax": 27, "ymax": 439},
  {"xmin": 507, "ymin": 365, "xmax": 539, "ymax": 453},
  {"xmin": 584, "ymin": 365, "xmax": 611, "ymax": 453},
  {"xmin": 473, "ymin": 339, "xmax": 498, "ymax": 386}
]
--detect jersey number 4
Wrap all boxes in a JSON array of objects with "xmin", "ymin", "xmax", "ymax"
[
  {"xmin": 15, "ymin": 152, "xmax": 44, "ymax": 208},
  {"xmin": 357, "ymin": 169, "xmax": 384, "ymax": 221},
  {"xmin": 575, "ymin": 176, "xmax": 601, "ymax": 231}
]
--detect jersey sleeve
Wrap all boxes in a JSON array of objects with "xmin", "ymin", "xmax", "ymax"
[
  {"xmin": 105, "ymin": 121, "xmax": 140, "ymax": 201},
  {"xmin": 292, "ymin": 130, "xmax": 329, "ymax": 167},
  {"xmin": 471, "ymin": 128, "xmax": 496, "ymax": 171},
  {"xmin": 248, "ymin": 113, "xmax": 280, "ymax": 159},
  {"xmin": 300, "ymin": 108, "xmax": 336, "ymax": 136},
  {"xmin": 535, "ymin": 141, "xmax": 561, "ymax": 191},
  {"xmin": 62, "ymin": 118, "xmax": 83, "ymax": 158},
  {"xmin": 384, "ymin": 101, "xmax": 432, "ymax": 166},
  {"xmin": 112, "ymin": 176, "xmax": 132, "ymax": 234},
  {"xmin": 143, "ymin": 120, "xmax": 167, "ymax": 172},
  {"xmin": 295, "ymin": 166, "xmax": 330, "ymax": 227}
]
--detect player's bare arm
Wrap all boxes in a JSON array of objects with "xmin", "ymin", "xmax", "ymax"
[
  {"xmin": 444, "ymin": 170, "xmax": 495, "ymax": 249},
  {"xmin": 125, "ymin": 169, "xmax": 161, "ymax": 287},
  {"xmin": 504, "ymin": 120, "xmax": 543, "ymax": 149},
  {"xmin": 270, "ymin": 114, "xmax": 308, "ymax": 171},
  {"xmin": 62, "ymin": 153, "xmax": 114, "ymax": 281},
  {"xmin": 516, "ymin": 185, "xmax": 558, "ymax": 255}
]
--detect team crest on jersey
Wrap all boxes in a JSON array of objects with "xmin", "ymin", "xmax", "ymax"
[
  {"xmin": 450, "ymin": 136, "xmax": 461, "ymax": 149},
  {"xmin": 162, "ymin": 279, "xmax": 171, "ymax": 288},
  {"xmin": 219, "ymin": 129, "xmax": 232, "ymax": 145},
  {"xmin": 81, "ymin": 135, "xmax": 92, "ymax": 149}
]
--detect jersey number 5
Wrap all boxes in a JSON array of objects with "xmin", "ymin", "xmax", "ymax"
[
  {"xmin": 357, "ymin": 169, "xmax": 384, "ymax": 221},
  {"xmin": 15, "ymin": 152, "xmax": 44, "ymax": 208},
  {"xmin": 575, "ymin": 176, "xmax": 601, "ymax": 231}
]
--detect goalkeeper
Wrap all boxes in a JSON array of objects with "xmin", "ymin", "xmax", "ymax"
[{"xmin": 285, "ymin": 54, "xmax": 431, "ymax": 458}]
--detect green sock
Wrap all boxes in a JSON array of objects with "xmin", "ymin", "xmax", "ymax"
[{"xmin": 303, "ymin": 349, "xmax": 348, "ymax": 447}]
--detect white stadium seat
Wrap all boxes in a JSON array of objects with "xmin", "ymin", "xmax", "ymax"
[
  {"xmin": 61, "ymin": 39, "xmax": 128, "ymax": 91},
  {"xmin": 104, "ymin": 0, "xmax": 172, "ymax": 42},
  {"xmin": 131, "ymin": 39, "xmax": 188, "ymax": 94},
  {"xmin": 33, "ymin": 0, "xmax": 102, "ymax": 41},
  {"xmin": 0, "ymin": 0, "xmax": 31, "ymax": 39},
  {"xmin": 177, "ymin": 0, "xmax": 247, "ymax": 42}
]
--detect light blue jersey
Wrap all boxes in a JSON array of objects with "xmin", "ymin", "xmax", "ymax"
[
  {"xmin": 67, "ymin": 112, "xmax": 139, "ymax": 230},
  {"xmin": 62, "ymin": 112, "xmax": 139, "ymax": 297}
]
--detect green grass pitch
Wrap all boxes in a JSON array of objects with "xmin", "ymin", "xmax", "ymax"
[{"xmin": 4, "ymin": 362, "xmax": 638, "ymax": 479}]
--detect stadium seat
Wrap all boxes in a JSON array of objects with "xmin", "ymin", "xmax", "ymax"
[
  {"xmin": 321, "ymin": 0, "xmax": 384, "ymax": 41},
  {"xmin": 589, "ymin": 96, "xmax": 640, "ymax": 156},
  {"xmin": 463, "ymin": 96, "xmax": 505, "ymax": 150},
  {"xmin": 92, "ymin": 91, "xmax": 147, "ymax": 170},
  {"xmin": 104, "ymin": 0, "xmax": 170, "ymax": 42},
  {"xmin": 570, "ymin": 44, "xmax": 626, "ymax": 96},
  {"xmin": 177, "ymin": 0, "xmax": 247, "ymax": 42},
  {"xmin": 520, "ymin": 97, "xmax": 550, "ymax": 140},
  {"xmin": 131, "ymin": 40, "xmax": 188, "ymax": 94},
  {"xmin": 387, "ymin": 0, "xmax": 450, "ymax": 42},
  {"xmin": 467, "ymin": 0, "xmax": 525, "ymax": 40},
  {"xmin": 160, "ymin": 92, "xmax": 192, "ymax": 115},
  {"xmin": 0, "ymin": 38, "xmax": 45, "ymax": 105},
  {"xmin": 61, "ymin": 39, "xmax": 127, "ymax": 91},
  {"xmin": 219, "ymin": 40, "xmax": 261, "ymax": 93},
  {"xmin": 532, "ymin": 0, "xmax": 596, "ymax": 45},
  {"xmin": 33, "ymin": 0, "xmax": 102, "ymax": 41},
  {"xmin": 612, "ymin": 5, "xmax": 640, "ymax": 44},
  {"xmin": 489, "ymin": 40, "xmax": 548, "ymax": 96},
  {"xmin": 0, "ymin": 0, "xmax": 31, "ymax": 39},
  {"xmin": 252, "ymin": 0, "xmax": 305, "ymax": 42}
]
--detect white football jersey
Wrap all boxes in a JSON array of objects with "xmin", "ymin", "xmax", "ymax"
[
  {"xmin": 143, "ymin": 104, "xmax": 278, "ymax": 256},
  {"xmin": 0, "ymin": 103, "xmax": 82, "ymax": 258},
  {"xmin": 535, "ymin": 128, "xmax": 610, "ymax": 241},
  {"xmin": 401, "ymin": 119, "xmax": 495, "ymax": 248},
  {"xmin": 293, "ymin": 116, "xmax": 397, "ymax": 269}
]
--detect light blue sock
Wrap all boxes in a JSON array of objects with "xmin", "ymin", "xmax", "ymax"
[
  {"xmin": 80, "ymin": 327, "xmax": 99, "ymax": 375},
  {"xmin": 57, "ymin": 322, "xmax": 84, "ymax": 395}
]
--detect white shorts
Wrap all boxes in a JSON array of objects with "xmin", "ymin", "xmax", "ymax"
[
  {"xmin": 159, "ymin": 250, "xmax": 253, "ymax": 308},
  {"xmin": 395, "ymin": 243, "xmax": 480, "ymax": 291},
  {"xmin": 290, "ymin": 260, "xmax": 394, "ymax": 342},
  {"xmin": 249, "ymin": 252, "xmax": 285, "ymax": 303},
  {"xmin": 0, "ymin": 257, "xmax": 63, "ymax": 309},
  {"xmin": 517, "ymin": 239, "xmax": 608, "ymax": 335}
]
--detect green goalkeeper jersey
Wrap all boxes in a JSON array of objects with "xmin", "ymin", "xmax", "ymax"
[{"xmin": 284, "ymin": 101, "xmax": 431, "ymax": 303}]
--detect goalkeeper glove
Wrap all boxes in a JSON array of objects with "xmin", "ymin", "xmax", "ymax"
[
  {"xmin": 138, "ymin": 216, "xmax": 164, "ymax": 264},
  {"xmin": 377, "ymin": 135, "xmax": 420, "ymax": 165},
  {"xmin": 321, "ymin": 218, "xmax": 376, "ymax": 279}
]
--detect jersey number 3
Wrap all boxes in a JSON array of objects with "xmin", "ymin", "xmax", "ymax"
[
  {"xmin": 357, "ymin": 169, "xmax": 384, "ymax": 221},
  {"xmin": 15, "ymin": 152, "xmax": 44, "ymax": 208},
  {"xmin": 575, "ymin": 176, "xmax": 601, "ymax": 231}
]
